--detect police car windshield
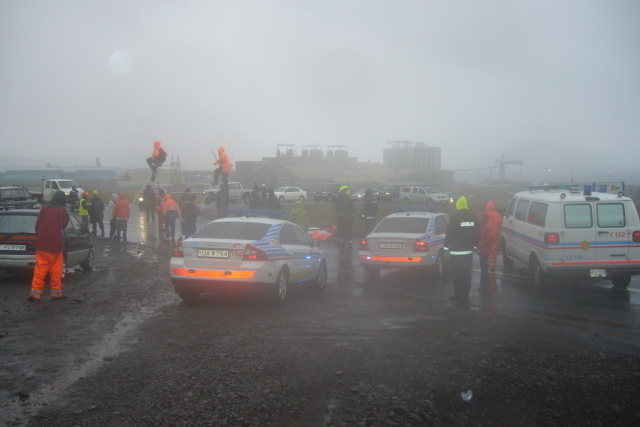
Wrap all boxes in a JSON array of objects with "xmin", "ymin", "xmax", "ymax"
[
  {"xmin": 374, "ymin": 217, "xmax": 430, "ymax": 234},
  {"xmin": 0, "ymin": 214, "xmax": 38, "ymax": 234},
  {"xmin": 192, "ymin": 222, "xmax": 271, "ymax": 240}
]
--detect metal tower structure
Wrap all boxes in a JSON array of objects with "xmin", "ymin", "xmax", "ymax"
[
  {"xmin": 169, "ymin": 154, "xmax": 184, "ymax": 186},
  {"xmin": 496, "ymin": 154, "xmax": 523, "ymax": 182}
]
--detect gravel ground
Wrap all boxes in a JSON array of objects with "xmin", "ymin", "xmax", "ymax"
[{"xmin": 2, "ymin": 236, "xmax": 640, "ymax": 426}]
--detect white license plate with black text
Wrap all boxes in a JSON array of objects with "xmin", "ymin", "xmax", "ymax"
[
  {"xmin": 0, "ymin": 244, "xmax": 26, "ymax": 251},
  {"xmin": 590, "ymin": 269, "xmax": 607, "ymax": 278},
  {"xmin": 379, "ymin": 243, "xmax": 402, "ymax": 249},
  {"xmin": 197, "ymin": 249, "xmax": 229, "ymax": 258}
]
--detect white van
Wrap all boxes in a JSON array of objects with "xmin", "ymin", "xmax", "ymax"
[{"xmin": 502, "ymin": 185, "xmax": 640, "ymax": 289}]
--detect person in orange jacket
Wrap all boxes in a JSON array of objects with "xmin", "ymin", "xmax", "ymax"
[
  {"xmin": 28, "ymin": 190, "xmax": 69, "ymax": 301},
  {"xmin": 163, "ymin": 194, "xmax": 179, "ymax": 242},
  {"xmin": 212, "ymin": 146, "xmax": 232, "ymax": 185},
  {"xmin": 146, "ymin": 141, "xmax": 168, "ymax": 182},
  {"xmin": 477, "ymin": 201, "xmax": 503, "ymax": 292},
  {"xmin": 113, "ymin": 193, "xmax": 131, "ymax": 241}
]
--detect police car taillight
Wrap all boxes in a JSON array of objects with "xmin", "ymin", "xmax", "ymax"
[
  {"xmin": 632, "ymin": 231, "xmax": 640, "ymax": 243},
  {"xmin": 172, "ymin": 241, "xmax": 184, "ymax": 257},
  {"xmin": 414, "ymin": 239, "xmax": 429, "ymax": 251},
  {"xmin": 544, "ymin": 233, "xmax": 560, "ymax": 245},
  {"xmin": 359, "ymin": 238, "xmax": 369, "ymax": 250},
  {"xmin": 243, "ymin": 244, "xmax": 268, "ymax": 261}
]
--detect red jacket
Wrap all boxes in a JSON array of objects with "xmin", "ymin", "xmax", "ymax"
[
  {"xmin": 113, "ymin": 194, "xmax": 130, "ymax": 219},
  {"xmin": 35, "ymin": 202, "xmax": 70, "ymax": 253},
  {"xmin": 163, "ymin": 194, "xmax": 179, "ymax": 214},
  {"xmin": 214, "ymin": 146, "xmax": 232, "ymax": 173},
  {"xmin": 477, "ymin": 201, "xmax": 503, "ymax": 255}
]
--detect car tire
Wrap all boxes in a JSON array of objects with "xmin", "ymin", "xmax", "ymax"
[
  {"xmin": 364, "ymin": 265, "xmax": 381, "ymax": 275},
  {"xmin": 279, "ymin": 196, "xmax": 285, "ymax": 202},
  {"xmin": 530, "ymin": 255, "xmax": 547, "ymax": 287},
  {"xmin": 80, "ymin": 248, "xmax": 94, "ymax": 271},
  {"xmin": 502, "ymin": 239, "xmax": 513, "ymax": 271},
  {"xmin": 299, "ymin": 196, "xmax": 305, "ymax": 202},
  {"xmin": 242, "ymin": 193, "xmax": 250, "ymax": 204},
  {"xmin": 426, "ymin": 198, "xmax": 434, "ymax": 206},
  {"xmin": 611, "ymin": 275, "xmax": 631, "ymax": 289},
  {"xmin": 434, "ymin": 250, "xmax": 444, "ymax": 279},
  {"xmin": 327, "ymin": 194, "xmax": 333, "ymax": 203},
  {"xmin": 314, "ymin": 260, "xmax": 327, "ymax": 290},
  {"xmin": 176, "ymin": 288, "xmax": 200, "ymax": 304},
  {"xmin": 272, "ymin": 269, "xmax": 289, "ymax": 303},
  {"xmin": 402, "ymin": 198, "xmax": 410, "ymax": 206}
]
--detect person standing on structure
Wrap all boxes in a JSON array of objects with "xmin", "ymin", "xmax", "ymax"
[
  {"xmin": 78, "ymin": 191, "xmax": 90, "ymax": 234},
  {"xmin": 443, "ymin": 196, "xmax": 480, "ymax": 302},
  {"xmin": 362, "ymin": 188, "xmax": 378, "ymax": 235},
  {"xmin": 163, "ymin": 194, "xmax": 179, "ymax": 242},
  {"xmin": 88, "ymin": 190, "xmax": 105, "ymax": 237},
  {"xmin": 213, "ymin": 146, "xmax": 232, "ymax": 218},
  {"xmin": 335, "ymin": 185, "xmax": 355, "ymax": 245},
  {"xmin": 146, "ymin": 140, "xmax": 168, "ymax": 182},
  {"xmin": 28, "ymin": 190, "xmax": 69, "ymax": 301},
  {"xmin": 477, "ymin": 201, "xmax": 503, "ymax": 292},
  {"xmin": 113, "ymin": 193, "xmax": 130, "ymax": 241}
]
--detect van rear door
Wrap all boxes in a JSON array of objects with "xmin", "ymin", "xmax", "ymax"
[
  {"xmin": 562, "ymin": 203, "xmax": 597, "ymax": 269},
  {"xmin": 594, "ymin": 202, "xmax": 629, "ymax": 270}
]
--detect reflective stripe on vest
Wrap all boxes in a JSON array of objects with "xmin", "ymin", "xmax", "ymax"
[{"xmin": 79, "ymin": 199, "xmax": 88, "ymax": 216}]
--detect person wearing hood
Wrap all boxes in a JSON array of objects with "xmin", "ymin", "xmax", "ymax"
[
  {"xmin": 288, "ymin": 200, "xmax": 308, "ymax": 232},
  {"xmin": 113, "ymin": 193, "xmax": 130, "ymax": 241},
  {"xmin": 335, "ymin": 185, "xmax": 355, "ymax": 245},
  {"xmin": 265, "ymin": 188, "xmax": 281, "ymax": 218},
  {"xmin": 143, "ymin": 185, "xmax": 156, "ymax": 222},
  {"xmin": 78, "ymin": 191, "xmax": 90, "ymax": 234},
  {"xmin": 146, "ymin": 140, "xmax": 168, "ymax": 182},
  {"xmin": 443, "ymin": 196, "xmax": 480, "ymax": 302},
  {"xmin": 163, "ymin": 194, "xmax": 179, "ymax": 242},
  {"xmin": 478, "ymin": 201, "xmax": 503, "ymax": 292},
  {"xmin": 106, "ymin": 193, "xmax": 118, "ymax": 239},
  {"xmin": 362, "ymin": 188, "xmax": 379, "ymax": 235},
  {"xmin": 180, "ymin": 193, "xmax": 200, "ymax": 238},
  {"xmin": 212, "ymin": 146, "xmax": 232, "ymax": 185},
  {"xmin": 88, "ymin": 190, "xmax": 105, "ymax": 237},
  {"xmin": 28, "ymin": 190, "xmax": 70, "ymax": 301}
]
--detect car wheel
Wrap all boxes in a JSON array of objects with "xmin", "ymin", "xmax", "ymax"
[
  {"xmin": 426, "ymin": 198, "xmax": 434, "ymax": 206},
  {"xmin": 434, "ymin": 250, "xmax": 444, "ymax": 278},
  {"xmin": 176, "ymin": 288, "xmax": 200, "ymax": 304},
  {"xmin": 242, "ymin": 193, "xmax": 250, "ymax": 204},
  {"xmin": 314, "ymin": 260, "xmax": 327, "ymax": 290},
  {"xmin": 273, "ymin": 269, "xmax": 289, "ymax": 303},
  {"xmin": 327, "ymin": 194, "xmax": 333, "ymax": 203},
  {"xmin": 203, "ymin": 196, "xmax": 212, "ymax": 205},
  {"xmin": 80, "ymin": 248, "xmax": 94, "ymax": 271},
  {"xmin": 502, "ymin": 239, "xmax": 513, "ymax": 271},
  {"xmin": 611, "ymin": 275, "xmax": 631, "ymax": 289},
  {"xmin": 530, "ymin": 255, "xmax": 547, "ymax": 287},
  {"xmin": 364, "ymin": 265, "xmax": 381, "ymax": 275},
  {"xmin": 299, "ymin": 196, "xmax": 305, "ymax": 202},
  {"xmin": 279, "ymin": 196, "xmax": 285, "ymax": 202},
  {"xmin": 402, "ymin": 197, "xmax": 410, "ymax": 206}
]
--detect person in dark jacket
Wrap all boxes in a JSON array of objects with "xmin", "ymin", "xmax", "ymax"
[
  {"xmin": 266, "ymin": 188, "xmax": 281, "ymax": 218},
  {"xmin": 443, "ymin": 196, "xmax": 480, "ymax": 302},
  {"xmin": 143, "ymin": 185, "xmax": 156, "ymax": 222},
  {"xmin": 88, "ymin": 190, "xmax": 105, "ymax": 237},
  {"xmin": 335, "ymin": 185, "xmax": 355, "ymax": 244},
  {"xmin": 362, "ymin": 188, "xmax": 379, "ymax": 235},
  {"xmin": 180, "ymin": 194, "xmax": 200, "ymax": 238},
  {"xmin": 28, "ymin": 190, "xmax": 70, "ymax": 301}
]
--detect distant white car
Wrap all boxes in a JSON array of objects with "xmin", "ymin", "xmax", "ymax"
[
  {"xmin": 359, "ymin": 212, "xmax": 450, "ymax": 276},
  {"xmin": 170, "ymin": 217, "xmax": 326, "ymax": 303},
  {"xmin": 273, "ymin": 187, "xmax": 307, "ymax": 202}
]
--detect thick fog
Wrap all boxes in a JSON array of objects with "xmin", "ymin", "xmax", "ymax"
[{"xmin": 1, "ymin": 1, "xmax": 639, "ymax": 183}]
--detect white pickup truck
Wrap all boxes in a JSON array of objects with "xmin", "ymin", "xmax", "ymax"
[
  {"xmin": 202, "ymin": 182, "xmax": 251, "ymax": 205},
  {"xmin": 35, "ymin": 179, "xmax": 85, "ymax": 203}
]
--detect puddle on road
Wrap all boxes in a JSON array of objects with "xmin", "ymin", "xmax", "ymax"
[{"xmin": 2, "ymin": 294, "xmax": 177, "ymax": 426}]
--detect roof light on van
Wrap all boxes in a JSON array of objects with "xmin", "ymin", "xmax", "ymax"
[
  {"xmin": 544, "ymin": 232, "xmax": 560, "ymax": 245},
  {"xmin": 583, "ymin": 184, "xmax": 592, "ymax": 196},
  {"xmin": 632, "ymin": 231, "xmax": 640, "ymax": 243}
]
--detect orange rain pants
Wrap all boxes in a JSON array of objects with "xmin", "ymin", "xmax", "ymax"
[
  {"xmin": 487, "ymin": 240, "xmax": 499, "ymax": 272},
  {"xmin": 30, "ymin": 251, "xmax": 64, "ymax": 299}
]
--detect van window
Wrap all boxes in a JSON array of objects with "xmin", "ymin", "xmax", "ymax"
[
  {"xmin": 506, "ymin": 198, "xmax": 517, "ymax": 216},
  {"xmin": 564, "ymin": 204, "xmax": 593, "ymax": 228},
  {"xmin": 597, "ymin": 203, "xmax": 625, "ymax": 228},
  {"xmin": 527, "ymin": 202, "xmax": 548, "ymax": 227},
  {"xmin": 515, "ymin": 200, "xmax": 530, "ymax": 222}
]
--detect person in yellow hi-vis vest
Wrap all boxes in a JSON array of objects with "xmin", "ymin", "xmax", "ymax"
[{"xmin": 78, "ymin": 191, "xmax": 90, "ymax": 234}]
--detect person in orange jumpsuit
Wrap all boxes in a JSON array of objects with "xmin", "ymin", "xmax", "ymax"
[
  {"xmin": 113, "ymin": 193, "xmax": 131, "ymax": 241},
  {"xmin": 163, "ymin": 194, "xmax": 179, "ymax": 242},
  {"xmin": 212, "ymin": 146, "xmax": 232, "ymax": 185},
  {"xmin": 28, "ymin": 190, "xmax": 69, "ymax": 301},
  {"xmin": 146, "ymin": 140, "xmax": 168, "ymax": 182},
  {"xmin": 477, "ymin": 201, "xmax": 503, "ymax": 292}
]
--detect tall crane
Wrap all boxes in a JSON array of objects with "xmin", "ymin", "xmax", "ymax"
[{"xmin": 496, "ymin": 154, "xmax": 523, "ymax": 182}]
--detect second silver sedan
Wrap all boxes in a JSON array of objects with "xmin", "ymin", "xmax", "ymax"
[{"xmin": 274, "ymin": 187, "xmax": 307, "ymax": 202}]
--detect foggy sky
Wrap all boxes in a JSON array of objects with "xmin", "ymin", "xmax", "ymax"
[{"xmin": 1, "ymin": 1, "xmax": 639, "ymax": 184}]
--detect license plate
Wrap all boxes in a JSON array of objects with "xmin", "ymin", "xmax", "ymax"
[
  {"xmin": 379, "ymin": 243, "xmax": 402, "ymax": 249},
  {"xmin": 0, "ymin": 244, "xmax": 26, "ymax": 250},
  {"xmin": 590, "ymin": 269, "xmax": 607, "ymax": 278},
  {"xmin": 197, "ymin": 249, "xmax": 229, "ymax": 258}
]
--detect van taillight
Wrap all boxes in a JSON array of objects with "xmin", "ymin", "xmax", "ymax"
[
  {"xmin": 172, "ymin": 241, "xmax": 184, "ymax": 257},
  {"xmin": 243, "ymin": 244, "xmax": 268, "ymax": 261},
  {"xmin": 414, "ymin": 239, "xmax": 429, "ymax": 251},
  {"xmin": 359, "ymin": 238, "xmax": 369, "ymax": 250},
  {"xmin": 633, "ymin": 231, "xmax": 640, "ymax": 243},
  {"xmin": 544, "ymin": 233, "xmax": 560, "ymax": 245}
]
